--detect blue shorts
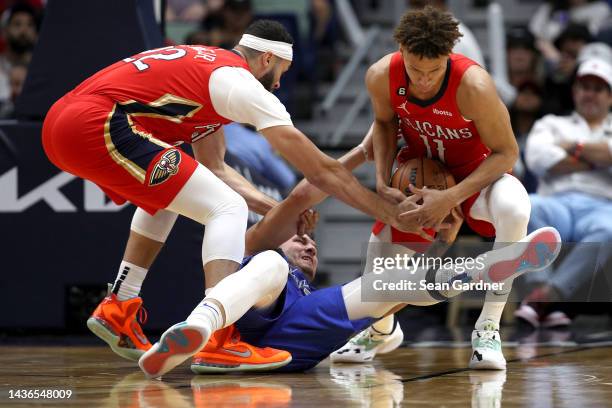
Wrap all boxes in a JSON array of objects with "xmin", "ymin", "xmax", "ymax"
[{"xmin": 235, "ymin": 282, "xmax": 376, "ymax": 372}]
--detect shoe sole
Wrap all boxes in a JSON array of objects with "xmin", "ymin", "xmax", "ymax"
[
  {"xmin": 485, "ymin": 227, "xmax": 561, "ymax": 283},
  {"xmin": 139, "ymin": 322, "xmax": 210, "ymax": 379},
  {"xmin": 377, "ymin": 326, "xmax": 404, "ymax": 355},
  {"xmin": 190, "ymin": 355, "xmax": 292, "ymax": 374},
  {"xmin": 86, "ymin": 317, "xmax": 144, "ymax": 362},
  {"xmin": 331, "ymin": 326, "xmax": 405, "ymax": 363}
]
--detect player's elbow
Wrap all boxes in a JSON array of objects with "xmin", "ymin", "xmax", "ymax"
[
  {"xmin": 288, "ymin": 182, "xmax": 314, "ymax": 203},
  {"xmin": 506, "ymin": 143, "xmax": 520, "ymax": 165},
  {"xmin": 496, "ymin": 140, "xmax": 519, "ymax": 169}
]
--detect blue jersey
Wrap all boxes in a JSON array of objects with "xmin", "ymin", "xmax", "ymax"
[{"xmin": 235, "ymin": 252, "xmax": 375, "ymax": 372}]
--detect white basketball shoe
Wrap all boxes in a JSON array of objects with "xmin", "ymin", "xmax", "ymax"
[
  {"xmin": 469, "ymin": 320, "xmax": 506, "ymax": 370},
  {"xmin": 469, "ymin": 227, "xmax": 562, "ymax": 370},
  {"xmin": 330, "ymin": 323, "xmax": 404, "ymax": 363}
]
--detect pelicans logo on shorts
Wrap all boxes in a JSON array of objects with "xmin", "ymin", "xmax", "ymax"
[{"xmin": 149, "ymin": 149, "xmax": 181, "ymax": 186}]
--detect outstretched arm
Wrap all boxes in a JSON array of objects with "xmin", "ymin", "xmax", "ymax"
[{"xmin": 245, "ymin": 129, "xmax": 374, "ymax": 255}]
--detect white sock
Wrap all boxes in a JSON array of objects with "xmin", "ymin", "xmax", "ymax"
[
  {"xmin": 186, "ymin": 299, "xmax": 224, "ymax": 331},
  {"xmin": 475, "ymin": 241, "xmax": 517, "ymax": 329},
  {"xmin": 112, "ymin": 261, "xmax": 148, "ymax": 301},
  {"xmin": 475, "ymin": 290, "xmax": 510, "ymax": 331},
  {"xmin": 475, "ymin": 316, "xmax": 501, "ymax": 331},
  {"xmin": 188, "ymin": 250, "xmax": 288, "ymax": 329}
]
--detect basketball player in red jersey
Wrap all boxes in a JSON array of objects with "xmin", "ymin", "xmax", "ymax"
[
  {"xmin": 42, "ymin": 20, "xmax": 424, "ymax": 378},
  {"xmin": 348, "ymin": 7, "xmax": 533, "ymax": 370}
]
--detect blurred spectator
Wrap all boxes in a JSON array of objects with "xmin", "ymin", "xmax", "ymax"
[
  {"xmin": 191, "ymin": 0, "xmax": 253, "ymax": 49},
  {"xmin": 529, "ymin": 0, "xmax": 610, "ymax": 43},
  {"xmin": 310, "ymin": 0, "xmax": 333, "ymax": 42},
  {"xmin": 505, "ymin": 28, "xmax": 544, "ymax": 189},
  {"xmin": 244, "ymin": 1, "xmax": 335, "ymax": 119},
  {"xmin": 0, "ymin": 60, "xmax": 25, "ymax": 118},
  {"xmin": 530, "ymin": 0, "xmax": 609, "ymax": 86},
  {"xmin": 166, "ymin": 0, "xmax": 224, "ymax": 23},
  {"xmin": 214, "ymin": 0, "xmax": 253, "ymax": 48},
  {"xmin": 517, "ymin": 57, "xmax": 612, "ymax": 328},
  {"xmin": 510, "ymin": 81, "xmax": 544, "ymax": 191},
  {"xmin": 542, "ymin": 24, "xmax": 593, "ymax": 114},
  {"xmin": 224, "ymin": 122, "xmax": 296, "ymax": 192},
  {"xmin": 251, "ymin": 0, "xmax": 332, "ymax": 42},
  {"xmin": 578, "ymin": 41, "xmax": 612, "ymax": 62},
  {"xmin": 408, "ymin": 0, "xmax": 485, "ymax": 67},
  {"xmin": 0, "ymin": 2, "xmax": 38, "ymax": 104},
  {"xmin": 512, "ymin": 82, "xmax": 544, "ymax": 139},
  {"xmin": 506, "ymin": 26, "xmax": 542, "ymax": 88}
]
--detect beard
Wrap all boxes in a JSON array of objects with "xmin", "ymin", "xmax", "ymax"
[
  {"xmin": 258, "ymin": 70, "xmax": 275, "ymax": 92},
  {"xmin": 8, "ymin": 36, "xmax": 34, "ymax": 55}
]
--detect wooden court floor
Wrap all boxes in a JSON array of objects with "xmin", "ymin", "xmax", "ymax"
[{"xmin": 1, "ymin": 344, "xmax": 612, "ymax": 407}]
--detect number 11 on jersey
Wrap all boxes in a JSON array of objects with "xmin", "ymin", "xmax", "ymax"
[{"xmin": 418, "ymin": 134, "xmax": 446, "ymax": 162}]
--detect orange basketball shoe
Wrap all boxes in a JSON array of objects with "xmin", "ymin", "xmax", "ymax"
[
  {"xmin": 87, "ymin": 285, "xmax": 151, "ymax": 361},
  {"xmin": 191, "ymin": 325, "xmax": 292, "ymax": 373}
]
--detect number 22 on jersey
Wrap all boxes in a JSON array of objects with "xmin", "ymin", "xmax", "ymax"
[{"xmin": 123, "ymin": 46, "xmax": 187, "ymax": 71}]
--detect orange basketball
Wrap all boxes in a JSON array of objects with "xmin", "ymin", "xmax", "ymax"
[{"xmin": 391, "ymin": 157, "xmax": 455, "ymax": 196}]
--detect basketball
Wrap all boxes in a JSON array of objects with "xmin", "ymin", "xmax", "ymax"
[{"xmin": 391, "ymin": 157, "xmax": 455, "ymax": 197}]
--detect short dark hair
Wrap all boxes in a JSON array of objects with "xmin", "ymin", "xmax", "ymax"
[
  {"xmin": 244, "ymin": 19, "xmax": 294, "ymax": 45},
  {"xmin": 4, "ymin": 3, "xmax": 40, "ymax": 30},
  {"xmin": 393, "ymin": 6, "xmax": 461, "ymax": 59},
  {"xmin": 554, "ymin": 23, "xmax": 593, "ymax": 49}
]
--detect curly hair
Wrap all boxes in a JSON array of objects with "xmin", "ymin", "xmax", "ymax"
[{"xmin": 393, "ymin": 6, "xmax": 462, "ymax": 59}]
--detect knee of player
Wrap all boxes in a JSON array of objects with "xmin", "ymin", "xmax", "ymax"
[
  {"xmin": 217, "ymin": 188, "xmax": 248, "ymax": 218},
  {"xmin": 258, "ymin": 250, "xmax": 290, "ymax": 288},
  {"xmin": 494, "ymin": 201, "xmax": 530, "ymax": 228}
]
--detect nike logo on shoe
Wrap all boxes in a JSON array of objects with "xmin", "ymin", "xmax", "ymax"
[
  {"xmin": 220, "ymin": 348, "xmax": 252, "ymax": 358},
  {"xmin": 131, "ymin": 321, "xmax": 149, "ymax": 345}
]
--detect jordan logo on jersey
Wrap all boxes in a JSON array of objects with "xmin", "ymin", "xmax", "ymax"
[
  {"xmin": 149, "ymin": 149, "xmax": 181, "ymax": 186},
  {"xmin": 397, "ymin": 101, "xmax": 410, "ymax": 115}
]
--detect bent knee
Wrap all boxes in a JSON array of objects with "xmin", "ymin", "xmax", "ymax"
[
  {"xmin": 253, "ymin": 250, "xmax": 289, "ymax": 290},
  {"xmin": 495, "ymin": 204, "xmax": 531, "ymax": 227},
  {"xmin": 212, "ymin": 188, "xmax": 248, "ymax": 220}
]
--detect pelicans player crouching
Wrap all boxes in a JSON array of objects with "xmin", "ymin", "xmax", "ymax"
[{"xmin": 333, "ymin": 6, "xmax": 534, "ymax": 370}]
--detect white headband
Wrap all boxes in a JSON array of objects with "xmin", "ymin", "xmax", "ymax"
[{"xmin": 238, "ymin": 34, "xmax": 293, "ymax": 62}]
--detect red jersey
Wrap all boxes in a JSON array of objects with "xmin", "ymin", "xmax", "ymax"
[
  {"xmin": 71, "ymin": 45, "xmax": 250, "ymax": 146},
  {"xmin": 389, "ymin": 52, "xmax": 490, "ymax": 181},
  {"xmin": 372, "ymin": 52, "xmax": 496, "ymax": 242}
]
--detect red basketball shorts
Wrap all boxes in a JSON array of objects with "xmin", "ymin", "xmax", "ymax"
[{"xmin": 42, "ymin": 93, "xmax": 198, "ymax": 215}]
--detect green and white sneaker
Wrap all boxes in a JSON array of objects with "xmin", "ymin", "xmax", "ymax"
[
  {"xmin": 469, "ymin": 321, "xmax": 506, "ymax": 370},
  {"xmin": 330, "ymin": 324, "xmax": 404, "ymax": 364}
]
